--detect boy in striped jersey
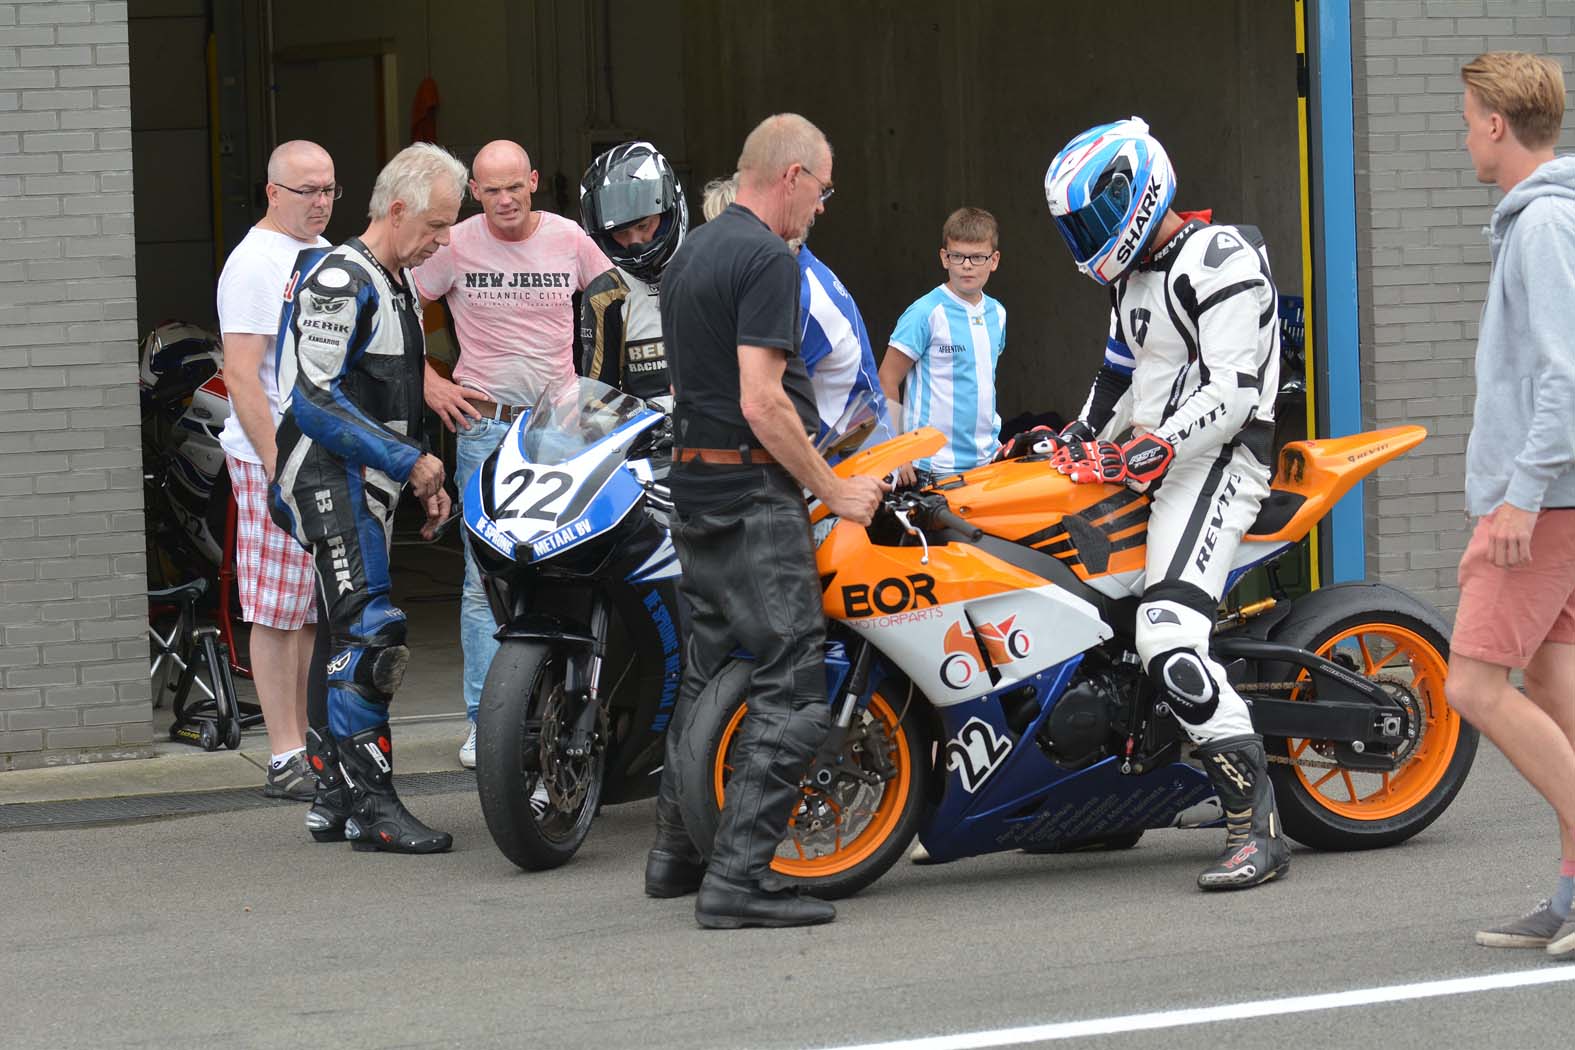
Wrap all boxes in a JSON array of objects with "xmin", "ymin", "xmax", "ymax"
[{"xmin": 879, "ymin": 208, "xmax": 1006, "ymax": 476}]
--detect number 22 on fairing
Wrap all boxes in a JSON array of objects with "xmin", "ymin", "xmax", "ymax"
[
  {"xmin": 494, "ymin": 467, "xmax": 573, "ymax": 523},
  {"xmin": 945, "ymin": 717, "xmax": 1012, "ymax": 793}
]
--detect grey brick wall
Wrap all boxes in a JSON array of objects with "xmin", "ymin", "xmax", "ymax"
[
  {"xmin": 1353, "ymin": 0, "xmax": 1575, "ymax": 615},
  {"xmin": 0, "ymin": 0, "xmax": 151, "ymax": 769}
]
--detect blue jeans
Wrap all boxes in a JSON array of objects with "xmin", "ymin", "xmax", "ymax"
[{"xmin": 455, "ymin": 416, "xmax": 513, "ymax": 722}]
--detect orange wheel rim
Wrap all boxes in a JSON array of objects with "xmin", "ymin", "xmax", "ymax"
[
  {"xmin": 1285, "ymin": 623, "xmax": 1458, "ymax": 821},
  {"xmin": 713, "ymin": 689, "xmax": 913, "ymax": 878}
]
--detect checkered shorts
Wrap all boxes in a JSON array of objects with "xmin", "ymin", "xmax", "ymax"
[{"xmin": 226, "ymin": 455, "xmax": 318, "ymax": 630}]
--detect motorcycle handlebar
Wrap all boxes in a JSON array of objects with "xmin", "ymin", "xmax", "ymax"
[
  {"xmin": 881, "ymin": 493, "xmax": 983, "ymax": 542},
  {"xmin": 928, "ymin": 506, "xmax": 983, "ymax": 541}
]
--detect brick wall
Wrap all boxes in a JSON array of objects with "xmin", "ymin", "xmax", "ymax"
[
  {"xmin": 1354, "ymin": 0, "xmax": 1575, "ymax": 614},
  {"xmin": 0, "ymin": 0, "xmax": 151, "ymax": 769}
]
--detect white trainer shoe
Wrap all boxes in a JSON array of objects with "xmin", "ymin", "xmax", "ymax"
[{"xmin": 459, "ymin": 722, "xmax": 477, "ymax": 769}]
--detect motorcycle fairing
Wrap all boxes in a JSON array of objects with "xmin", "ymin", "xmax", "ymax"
[
  {"xmin": 808, "ymin": 427, "xmax": 947, "ymax": 525},
  {"xmin": 900, "ymin": 656, "xmax": 1214, "ymax": 863},
  {"xmin": 821, "ymin": 521, "xmax": 1112, "ymax": 705},
  {"xmin": 626, "ymin": 532, "xmax": 681, "ymax": 583},
  {"xmin": 464, "ymin": 410, "xmax": 660, "ymax": 561}
]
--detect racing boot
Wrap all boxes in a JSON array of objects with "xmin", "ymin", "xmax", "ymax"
[
  {"xmin": 645, "ymin": 794, "xmax": 705, "ymax": 898},
  {"xmin": 303, "ymin": 727, "xmax": 352, "ymax": 843},
  {"xmin": 339, "ymin": 724, "xmax": 453, "ymax": 854},
  {"xmin": 1196, "ymin": 734, "xmax": 1290, "ymax": 890}
]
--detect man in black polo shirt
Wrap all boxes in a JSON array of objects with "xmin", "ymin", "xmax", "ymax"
[{"xmin": 646, "ymin": 113, "xmax": 887, "ymax": 929}]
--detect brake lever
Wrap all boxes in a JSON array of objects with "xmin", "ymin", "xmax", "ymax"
[{"xmin": 892, "ymin": 507, "xmax": 931, "ymax": 565}]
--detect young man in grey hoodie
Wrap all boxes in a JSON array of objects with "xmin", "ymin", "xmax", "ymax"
[{"xmin": 1444, "ymin": 50, "xmax": 1575, "ymax": 960}]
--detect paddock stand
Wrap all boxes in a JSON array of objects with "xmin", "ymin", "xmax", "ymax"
[{"xmin": 149, "ymin": 577, "xmax": 262, "ymax": 751}]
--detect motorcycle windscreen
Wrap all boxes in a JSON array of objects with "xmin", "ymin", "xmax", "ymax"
[{"xmin": 521, "ymin": 376, "xmax": 655, "ymax": 466}]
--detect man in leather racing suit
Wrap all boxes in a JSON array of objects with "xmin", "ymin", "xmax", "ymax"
[
  {"xmin": 578, "ymin": 140, "xmax": 687, "ymax": 412},
  {"xmin": 271, "ymin": 143, "xmax": 466, "ymax": 854},
  {"xmin": 1011, "ymin": 117, "xmax": 1290, "ymax": 890}
]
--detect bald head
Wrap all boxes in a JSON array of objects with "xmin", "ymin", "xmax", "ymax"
[
  {"xmin": 469, "ymin": 139, "xmax": 539, "ymax": 240},
  {"xmin": 264, "ymin": 139, "xmax": 334, "ymax": 242},
  {"xmin": 267, "ymin": 139, "xmax": 332, "ymax": 185},
  {"xmin": 737, "ymin": 113, "xmax": 829, "ymax": 192},
  {"xmin": 472, "ymin": 140, "xmax": 532, "ymax": 182}
]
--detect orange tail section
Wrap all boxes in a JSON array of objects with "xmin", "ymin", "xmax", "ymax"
[{"xmin": 1247, "ymin": 426, "xmax": 1426, "ymax": 543}]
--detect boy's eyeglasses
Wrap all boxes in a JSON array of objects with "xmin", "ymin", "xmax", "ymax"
[
  {"xmin": 943, "ymin": 251, "xmax": 996, "ymax": 267},
  {"xmin": 277, "ymin": 183, "xmax": 344, "ymax": 201},
  {"xmin": 799, "ymin": 167, "xmax": 835, "ymax": 204}
]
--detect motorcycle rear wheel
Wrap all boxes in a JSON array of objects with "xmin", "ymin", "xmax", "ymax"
[
  {"xmin": 675, "ymin": 672, "xmax": 930, "ymax": 900},
  {"xmin": 1259, "ymin": 583, "xmax": 1477, "ymax": 851},
  {"xmin": 476, "ymin": 640, "xmax": 606, "ymax": 871}
]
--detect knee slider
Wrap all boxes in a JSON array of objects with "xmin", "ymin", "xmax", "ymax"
[
  {"xmin": 328, "ymin": 621, "xmax": 409, "ymax": 706},
  {"xmin": 1146, "ymin": 647, "xmax": 1220, "ymax": 726},
  {"xmin": 362, "ymin": 619, "xmax": 409, "ymax": 701}
]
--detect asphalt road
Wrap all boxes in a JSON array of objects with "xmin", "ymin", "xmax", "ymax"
[{"xmin": 2, "ymin": 744, "xmax": 1570, "ymax": 1050}]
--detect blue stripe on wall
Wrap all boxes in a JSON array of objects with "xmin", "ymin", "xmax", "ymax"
[{"xmin": 1316, "ymin": 0, "xmax": 1364, "ymax": 583}]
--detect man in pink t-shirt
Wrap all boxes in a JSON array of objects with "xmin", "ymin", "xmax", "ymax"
[{"xmin": 412, "ymin": 139, "xmax": 613, "ymax": 766}]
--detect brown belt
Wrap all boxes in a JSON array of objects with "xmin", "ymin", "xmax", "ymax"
[
  {"xmin": 464, "ymin": 396, "xmax": 527, "ymax": 422},
  {"xmin": 674, "ymin": 446, "xmax": 778, "ymax": 466}
]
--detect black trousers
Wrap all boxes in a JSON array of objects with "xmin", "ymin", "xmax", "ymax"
[{"xmin": 662, "ymin": 467, "xmax": 830, "ymax": 884}]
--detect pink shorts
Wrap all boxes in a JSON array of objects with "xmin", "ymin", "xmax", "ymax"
[
  {"xmin": 1453, "ymin": 509, "xmax": 1575, "ymax": 669},
  {"xmin": 226, "ymin": 456, "xmax": 319, "ymax": 631}
]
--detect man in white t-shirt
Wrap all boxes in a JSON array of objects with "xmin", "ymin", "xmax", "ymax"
[
  {"xmin": 413, "ymin": 139, "xmax": 613, "ymax": 766},
  {"xmin": 216, "ymin": 139, "xmax": 335, "ymax": 800}
]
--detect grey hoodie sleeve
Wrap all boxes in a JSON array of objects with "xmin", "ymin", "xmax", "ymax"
[{"xmin": 1506, "ymin": 218, "xmax": 1575, "ymax": 512}]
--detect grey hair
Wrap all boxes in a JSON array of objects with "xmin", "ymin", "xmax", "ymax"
[
  {"xmin": 700, "ymin": 173, "xmax": 739, "ymax": 222},
  {"xmin": 368, "ymin": 142, "xmax": 468, "ymax": 219}
]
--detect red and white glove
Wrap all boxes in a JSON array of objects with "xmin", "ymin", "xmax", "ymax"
[
  {"xmin": 992, "ymin": 425, "xmax": 1061, "ymax": 462},
  {"xmin": 1056, "ymin": 433, "xmax": 1174, "ymax": 492}
]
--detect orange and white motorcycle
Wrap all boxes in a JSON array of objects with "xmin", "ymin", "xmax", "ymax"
[{"xmin": 672, "ymin": 423, "xmax": 1476, "ymax": 899}]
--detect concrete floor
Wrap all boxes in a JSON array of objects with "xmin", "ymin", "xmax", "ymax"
[{"xmin": 3, "ymin": 745, "xmax": 1570, "ymax": 1050}]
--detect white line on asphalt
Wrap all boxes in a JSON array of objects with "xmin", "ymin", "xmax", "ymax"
[{"xmin": 818, "ymin": 966, "xmax": 1575, "ymax": 1050}]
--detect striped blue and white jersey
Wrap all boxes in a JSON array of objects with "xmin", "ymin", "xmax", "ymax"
[
  {"xmin": 887, "ymin": 284, "xmax": 1006, "ymax": 472},
  {"xmin": 798, "ymin": 246, "xmax": 895, "ymax": 451}
]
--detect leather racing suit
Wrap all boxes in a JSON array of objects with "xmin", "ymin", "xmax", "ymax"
[
  {"xmin": 269, "ymin": 239, "xmax": 445, "ymax": 848},
  {"xmin": 1075, "ymin": 218, "xmax": 1280, "ymax": 747},
  {"xmin": 579, "ymin": 265, "xmax": 670, "ymax": 410}
]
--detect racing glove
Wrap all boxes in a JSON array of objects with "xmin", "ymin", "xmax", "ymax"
[
  {"xmin": 992, "ymin": 425, "xmax": 1061, "ymax": 462},
  {"xmin": 1058, "ymin": 433, "xmax": 1175, "ymax": 492}
]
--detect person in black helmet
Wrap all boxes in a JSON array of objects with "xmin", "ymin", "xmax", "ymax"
[{"xmin": 578, "ymin": 140, "xmax": 689, "ymax": 412}]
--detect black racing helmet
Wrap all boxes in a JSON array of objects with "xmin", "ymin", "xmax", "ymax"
[{"xmin": 578, "ymin": 141, "xmax": 687, "ymax": 284}]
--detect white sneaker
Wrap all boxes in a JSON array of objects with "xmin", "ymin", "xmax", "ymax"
[
  {"xmin": 459, "ymin": 722, "xmax": 477, "ymax": 769},
  {"xmin": 529, "ymin": 781, "xmax": 551, "ymax": 819}
]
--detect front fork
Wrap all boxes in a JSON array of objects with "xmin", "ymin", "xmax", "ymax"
[
  {"xmin": 805, "ymin": 640, "xmax": 881, "ymax": 790},
  {"xmin": 562, "ymin": 592, "xmax": 609, "ymax": 758}
]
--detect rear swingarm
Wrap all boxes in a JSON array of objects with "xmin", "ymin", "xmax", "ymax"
[{"xmin": 1212, "ymin": 636, "xmax": 1413, "ymax": 770}]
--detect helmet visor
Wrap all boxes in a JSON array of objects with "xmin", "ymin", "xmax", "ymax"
[
  {"xmin": 593, "ymin": 180, "xmax": 671, "ymax": 231},
  {"xmin": 1053, "ymin": 172, "xmax": 1132, "ymax": 265}
]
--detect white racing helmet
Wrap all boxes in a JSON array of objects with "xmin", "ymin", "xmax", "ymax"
[{"xmin": 1044, "ymin": 117, "xmax": 1177, "ymax": 285}]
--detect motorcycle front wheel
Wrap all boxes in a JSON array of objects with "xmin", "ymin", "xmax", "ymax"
[
  {"xmin": 476, "ymin": 640, "xmax": 606, "ymax": 871},
  {"xmin": 675, "ymin": 667, "xmax": 931, "ymax": 900},
  {"xmin": 1259, "ymin": 582, "xmax": 1478, "ymax": 851}
]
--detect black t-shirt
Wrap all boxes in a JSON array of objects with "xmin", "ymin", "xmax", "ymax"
[{"xmin": 661, "ymin": 203, "xmax": 818, "ymax": 511}]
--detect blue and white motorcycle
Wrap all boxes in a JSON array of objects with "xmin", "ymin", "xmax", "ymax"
[{"xmin": 464, "ymin": 377, "xmax": 685, "ymax": 870}]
